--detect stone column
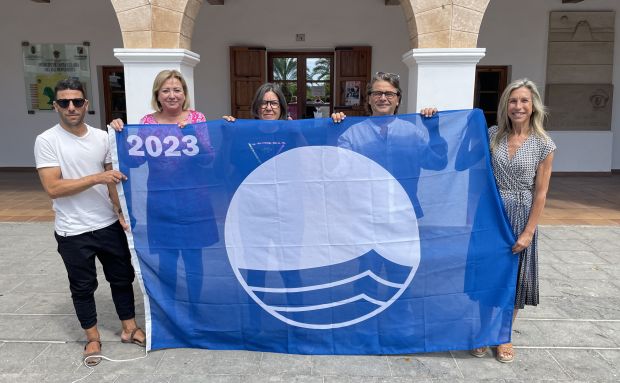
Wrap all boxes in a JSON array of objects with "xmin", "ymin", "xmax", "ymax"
[
  {"xmin": 113, "ymin": 48, "xmax": 200, "ymax": 124},
  {"xmin": 402, "ymin": 48, "xmax": 486, "ymax": 112}
]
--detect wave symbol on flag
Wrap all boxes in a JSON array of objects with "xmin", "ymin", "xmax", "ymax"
[{"xmin": 224, "ymin": 146, "xmax": 421, "ymax": 329}]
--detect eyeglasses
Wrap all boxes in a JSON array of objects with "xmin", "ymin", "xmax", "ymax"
[
  {"xmin": 375, "ymin": 72, "xmax": 400, "ymax": 80},
  {"xmin": 55, "ymin": 98, "xmax": 86, "ymax": 108},
  {"xmin": 368, "ymin": 91, "xmax": 399, "ymax": 100},
  {"xmin": 260, "ymin": 100, "xmax": 280, "ymax": 109}
]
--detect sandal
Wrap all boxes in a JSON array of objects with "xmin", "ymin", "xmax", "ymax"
[
  {"xmin": 470, "ymin": 346, "xmax": 489, "ymax": 358},
  {"xmin": 121, "ymin": 327, "xmax": 146, "ymax": 347},
  {"xmin": 496, "ymin": 343, "xmax": 514, "ymax": 363},
  {"xmin": 83, "ymin": 338, "xmax": 102, "ymax": 367}
]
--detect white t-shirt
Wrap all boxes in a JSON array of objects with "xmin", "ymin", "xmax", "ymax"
[{"xmin": 34, "ymin": 124, "xmax": 117, "ymax": 236}]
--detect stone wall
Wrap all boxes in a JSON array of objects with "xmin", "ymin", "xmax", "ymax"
[{"xmin": 546, "ymin": 11, "xmax": 615, "ymax": 131}]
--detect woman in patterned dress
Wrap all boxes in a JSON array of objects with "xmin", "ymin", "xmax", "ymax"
[{"xmin": 470, "ymin": 79, "xmax": 556, "ymax": 363}]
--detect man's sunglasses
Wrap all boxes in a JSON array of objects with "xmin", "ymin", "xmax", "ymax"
[{"xmin": 55, "ymin": 98, "xmax": 86, "ymax": 108}]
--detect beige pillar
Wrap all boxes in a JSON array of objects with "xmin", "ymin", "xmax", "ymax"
[
  {"xmin": 111, "ymin": 0, "xmax": 203, "ymax": 49},
  {"xmin": 400, "ymin": 0, "xmax": 490, "ymax": 49},
  {"xmin": 109, "ymin": 0, "xmax": 205, "ymax": 122},
  {"xmin": 399, "ymin": 1, "xmax": 490, "ymax": 109}
]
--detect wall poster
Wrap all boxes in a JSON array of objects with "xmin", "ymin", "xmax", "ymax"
[
  {"xmin": 344, "ymin": 80, "xmax": 361, "ymax": 106},
  {"xmin": 22, "ymin": 42, "xmax": 91, "ymax": 113}
]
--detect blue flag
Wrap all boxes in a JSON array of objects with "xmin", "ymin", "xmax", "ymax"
[{"xmin": 112, "ymin": 109, "xmax": 517, "ymax": 354}]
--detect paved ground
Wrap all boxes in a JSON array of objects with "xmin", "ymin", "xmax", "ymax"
[{"xmin": 0, "ymin": 222, "xmax": 619, "ymax": 382}]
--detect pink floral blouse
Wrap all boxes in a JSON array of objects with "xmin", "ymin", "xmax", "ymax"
[
  {"xmin": 139, "ymin": 110, "xmax": 212, "ymax": 154},
  {"xmin": 139, "ymin": 110, "xmax": 206, "ymax": 124}
]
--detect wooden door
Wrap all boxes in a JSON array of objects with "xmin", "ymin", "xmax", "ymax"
[
  {"xmin": 334, "ymin": 46, "xmax": 372, "ymax": 116},
  {"xmin": 102, "ymin": 66, "xmax": 126, "ymax": 124},
  {"xmin": 229, "ymin": 46, "xmax": 266, "ymax": 118},
  {"xmin": 474, "ymin": 66, "xmax": 508, "ymax": 127}
]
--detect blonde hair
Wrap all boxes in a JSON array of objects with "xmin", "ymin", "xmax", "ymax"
[
  {"xmin": 491, "ymin": 78, "xmax": 550, "ymax": 152},
  {"xmin": 150, "ymin": 69, "xmax": 190, "ymax": 112}
]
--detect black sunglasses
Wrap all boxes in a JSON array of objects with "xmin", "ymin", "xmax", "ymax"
[{"xmin": 55, "ymin": 98, "xmax": 86, "ymax": 108}]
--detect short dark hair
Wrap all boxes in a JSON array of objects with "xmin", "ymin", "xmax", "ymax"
[
  {"xmin": 54, "ymin": 78, "xmax": 86, "ymax": 99},
  {"xmin": 251, "ymin": 83, "xmax": 289, "ymax": 120},
  {"xmin": 366, "ymin": 72, "xmax": 402, "ymax": 115}
]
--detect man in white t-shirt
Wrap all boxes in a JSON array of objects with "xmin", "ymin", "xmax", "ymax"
[{"xmin": 34, "ymin": 78, "xmax": 145, "ymax": 367}]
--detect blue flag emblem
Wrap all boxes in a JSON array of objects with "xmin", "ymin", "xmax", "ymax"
[
  {"xmin": 112, "ymin": 109, "xmax": 517, "ymax": 354},
  {"xmin": 226, "ymin": 146, "xmax": 421, "ymax": 329}
]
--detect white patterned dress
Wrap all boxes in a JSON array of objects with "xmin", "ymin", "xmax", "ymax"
[{"xmin": 489, "ymin": 126, "xmax": 556, "ymax": 308}]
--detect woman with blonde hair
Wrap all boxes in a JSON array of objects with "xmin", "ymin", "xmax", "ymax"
[
  {"xmin": 140, "ymin": 69, "xmax": 204, "ymax": 125},
  {"xmin": 471, "ymin": 78, "xmax": 556, "ymax": 363},
  {"xmin": 110, "ymin": 69, "xmax": 205, "ymax": 128},
  {"xmin": 109, "ymin": 69, "xmax": 217, "ymax": 310}
]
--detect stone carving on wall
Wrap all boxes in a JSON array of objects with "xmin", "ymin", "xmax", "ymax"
[
  {"xmin": 590, "ymin": 88, "xmax": 610, "ymax": 110},
  {"xmin": 546, "ymin": 84, "xmax": 613, "ymax": 131},
  {"xmin": 545, "ymin": 11, "xmax": 615, "ymax": 131}
]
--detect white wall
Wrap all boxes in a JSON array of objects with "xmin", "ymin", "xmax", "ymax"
[
  {"xmin": 0, "ymin": 0, "xmax": 123, "ymax": 167},
  {"xmin": 3, "ymin": 0, "xmax": 619, "ymax": 170},
  {"xmin": 0, "ymin": 0, "xmax": 410, "ymax": 167},
  {"xmin": 192, "ymin": 0, "xmax": 410, "ymax": 120},
  {"xmin": 478, "ymin": 0, "xmax": 620, "ymax": 171}
]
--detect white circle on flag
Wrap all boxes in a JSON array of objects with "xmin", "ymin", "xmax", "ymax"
[{"xmin": 225, "ymin": 146, "xmax": 420, "ymax": 329}]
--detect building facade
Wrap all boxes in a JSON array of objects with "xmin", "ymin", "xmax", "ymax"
[{"xmin": 2, "ymin": 0, "xmax": 619, "ymax": 172}]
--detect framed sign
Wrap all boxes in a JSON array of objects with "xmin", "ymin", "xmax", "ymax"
[
  {"xmin": 22, "ymin": 42, "xmax": 91, "ymax": 113},
  {"xmin": 344, "ymin": 80, "xmax": 361, "ymax": 106}
]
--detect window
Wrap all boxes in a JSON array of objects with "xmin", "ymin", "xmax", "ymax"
[{"xmin": 268, "ymin": 52, "xmax": 334, "ymax": 119}]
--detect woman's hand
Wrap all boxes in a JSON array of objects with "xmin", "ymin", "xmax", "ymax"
[
  {"xmin": 331, "ymin": 112, "xmax": 346, "ymax": 123},
  {"xmin": 420, "ymin": 107, "xmax": 438, "ymax": 118},
  {"xmin": 222, "ymin": 115, "xmax": 236, "ymax": 122},
  {"xmin": 512, "ymin": 231, "xmax": 534, "ymax": 254},
  {"xmin": 109, "ymin": 118, "xmax": 125, "ymax": 132}
]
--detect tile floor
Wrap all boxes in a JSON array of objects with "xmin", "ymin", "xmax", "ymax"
[
  {"xmin": 541, "ymin": 175, "xmax": 620, "ymax": 225},
  {"xmin": 0, "ymin": 171, "xmax": 55, "ymax": 222},
  {"xmin": 1, "ymin": 170, "xmax": 619, "ymax": 225}
]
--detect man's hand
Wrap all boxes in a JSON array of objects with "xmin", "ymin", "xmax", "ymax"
[
  {"xmin": 96, "ymin": 170, "xmax": 127, "ymax": 185},
  {"xmin": 118, "ymin": 211, "xmax": 129, "ymax": 231},
  {"xmin": 420, "ymin": 107, "xmax": 438, "ymax": 118}
]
